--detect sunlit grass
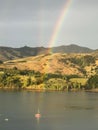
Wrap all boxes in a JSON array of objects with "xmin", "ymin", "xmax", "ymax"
[{"xmin": 70, "ymin": 78, "xmax": 88, "ymax": 86}]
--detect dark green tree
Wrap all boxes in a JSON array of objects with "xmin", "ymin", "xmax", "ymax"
[{"xmin": 86, "ymin": 75, "xmax": 98, "ymax": 89}]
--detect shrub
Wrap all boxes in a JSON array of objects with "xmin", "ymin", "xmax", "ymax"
[{"xmin": 86, "ymin": 75, "xmax": 98, "ymax": 89}]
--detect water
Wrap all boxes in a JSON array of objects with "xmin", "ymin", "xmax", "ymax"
[{"xmin": 0, "ymin": 90, "xmax": 98, "ymax": 130}]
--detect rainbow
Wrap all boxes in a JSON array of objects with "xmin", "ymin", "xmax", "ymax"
[{"xmin": 48, "ymin": 0, "xmax": 72, "ymax": 48}]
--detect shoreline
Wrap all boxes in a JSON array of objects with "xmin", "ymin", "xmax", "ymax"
[
  {"xmin": 85, "ymin": 88, "xmax": 98, "ymax": 93},
  {"xmin": 0, "ymin": 87, "xmax": 98, "ymax": 93}
]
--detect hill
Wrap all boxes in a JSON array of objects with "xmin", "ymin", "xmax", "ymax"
[
  {"xmin": 51, "ymin": 44, "xmax": 93, "ymax": 53},
  {"xmin": 1, "ymin": 52, "xmax": 98, "ymax": 77},
  {"xmin": 0, "ymin": 44, "xmax": 94, "ymax": 61},
  {"xmin": 0, "ymin": 46, "xmax": 49, "ymax": 61},
  {"xmin": 0, "ymin": 52, "xmax": 98, "ymax": 91}
]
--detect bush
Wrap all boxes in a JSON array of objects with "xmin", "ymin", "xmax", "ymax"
[
  {"xmin": 86, "ymin": 75, "xmax": 98, "ymax": 89},
  {"xmin": 68, "ymin": 55, "xmax": 95, "ymax": 67},
  {"xmin": 0, "ymin": 60, "xmax": 3, "ymax": 64}
]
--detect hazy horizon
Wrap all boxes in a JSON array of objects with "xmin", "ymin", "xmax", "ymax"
[{"xmin": 0, "ymin": 43, "xmax": 97, "ymax": 50}]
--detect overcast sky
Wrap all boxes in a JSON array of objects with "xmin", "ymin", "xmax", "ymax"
[{"xmin": 0, "ymin": 0, "xmax": 98, "ymax": 49}]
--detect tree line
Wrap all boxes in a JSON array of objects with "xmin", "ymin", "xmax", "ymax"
[{"xmin": 0, "ymin": 68, "xmax": 98, "ymax": 90}]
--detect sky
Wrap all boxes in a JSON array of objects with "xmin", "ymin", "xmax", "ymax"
[{"xmin": 0, "ymin": 0, "xmax": 98, "ymax": 49}]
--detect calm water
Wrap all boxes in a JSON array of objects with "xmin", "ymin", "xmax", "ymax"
[{"xmin": 0, "ymin": 90, "xmax": 98, "ymax": 130}]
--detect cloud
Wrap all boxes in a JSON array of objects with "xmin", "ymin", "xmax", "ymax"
[{"xmin": 0, "ymin": 0, "xmax": 98, "ymax": 48}]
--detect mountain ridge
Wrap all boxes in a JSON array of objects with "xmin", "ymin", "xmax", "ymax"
[{"xmin": 0, "ymin": 44, "xmax": 95, "ymax": 61}]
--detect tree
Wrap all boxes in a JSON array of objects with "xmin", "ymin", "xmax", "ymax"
[
  {"xmin": 0, "ymin": 60, "xmax": 3, "ymax": 64},
  {"xmin": 0, "ymin": 72, "xmax": 22, "ymax": 88},
  {"xmin": 26, "ymin": 77, "xmax": 32, "ymax": 86},
  {"xmin": 86, "ymin": 75, "xmax": 98, "ymax": 89}
]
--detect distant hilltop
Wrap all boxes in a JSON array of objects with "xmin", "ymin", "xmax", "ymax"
[{"xmin": 0, "ymin": 44, "xmax": 97, "ymax": 61}]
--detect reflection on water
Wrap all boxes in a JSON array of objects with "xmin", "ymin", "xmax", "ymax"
[
  {"xmin": 65, "ymin": 105, "xmax": 98, "ymax": 110},
  {"xmin": 0, "ymin": 90, "xmax": 98, "ymax": 130}
]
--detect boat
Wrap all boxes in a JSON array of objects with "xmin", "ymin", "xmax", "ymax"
[
  {"xmin": 35, "ymin": 109, "xmax": 41, "ymax": 118},
  {"xmin": 35, "ymin": 113, "xmax": 41, "ymax": 118}
]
